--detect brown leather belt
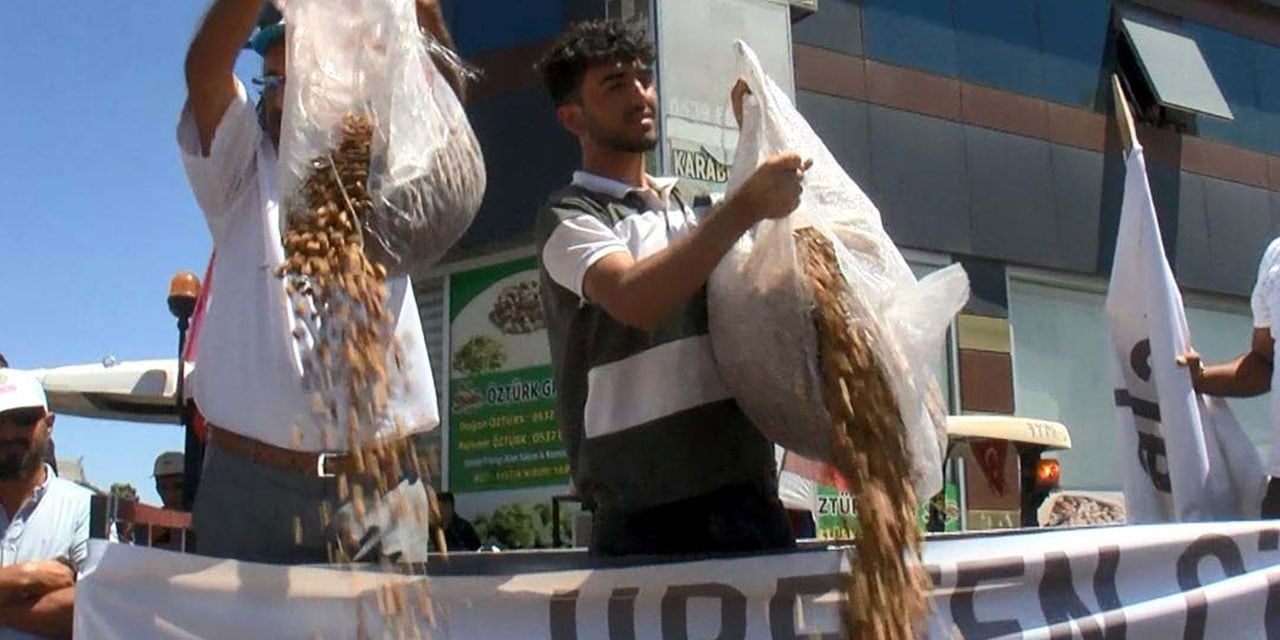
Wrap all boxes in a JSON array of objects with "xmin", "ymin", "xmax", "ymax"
[{"xmin": 207, "ymin": 424, "xmax": 362, "ymax": 478}]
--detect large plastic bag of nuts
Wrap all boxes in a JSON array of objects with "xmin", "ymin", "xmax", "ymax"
[
  {"xmin": 277, "ymin": 0, "xmax": 484, "ymax": 276},
  {"xmin": 710, "ymin": 41, "xmax": 967, "ymax": 499},
  {"xmin": 710, "ymin": 41, "xmax": 970, "ymax": 638}
]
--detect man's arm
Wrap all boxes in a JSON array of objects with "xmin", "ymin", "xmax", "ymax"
[
  {"xmin": 584, "ymin": 153, "xmax": 811, "ymax": 331},
  {"xmin": 0, "ymin": 561, "xmax": 74, "ymax": 607},
  {"xmin": 185, "ymin": 0, "xmax": 265, "ymax": 156},
  {"xmin": 1182, "ymin": 328, "xmax": 1275, "ymax": 397},
  {"xmin": 0, "ymin": 587, "xmax": 75, "ymax": 639},
  {"xmin": 415, "ymin": 0, "xmax": 467, "ymax": 102}
]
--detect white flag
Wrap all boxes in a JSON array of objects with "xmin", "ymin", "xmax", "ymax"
[{"xmin": 1105, "ymin": 143, "xmax": 1266, "ymax": 522}]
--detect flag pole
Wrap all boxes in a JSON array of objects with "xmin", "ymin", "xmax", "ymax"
[{"xmin": 1111, "ymin": 74, "xmax": 1138, "ymax": 154}]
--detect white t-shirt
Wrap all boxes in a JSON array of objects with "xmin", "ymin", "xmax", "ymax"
[
  {"xmin": 177, "ymin": 79, "xmax": 439, "ymax": 451},
  {"xmin": 540, "ymin": 171, "xmax": 685, "ymax": 300},
  {"xmin": 1250, "ymin": 238, "xmax": 1280, "ymax": 475}
]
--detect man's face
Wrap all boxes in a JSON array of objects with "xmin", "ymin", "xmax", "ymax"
[
  {"xmin": 562, "ymin": 59, "xmax": 657, "ymax": 154},
  {"xmin": 155, "ymin": 474, "xmax": 184, "ymax": 510},
  {"xmin": 0, "ymin": 408, "xmax": 51, "ymax": 482},
  {"xmin": 260, "ymin": 42, "xmax": 287, "ymax": 147}
]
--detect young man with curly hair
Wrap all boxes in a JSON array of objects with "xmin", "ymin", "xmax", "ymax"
[{"xmin": 535, "ymin": 19, "xmax": 810, "ymax": 555}]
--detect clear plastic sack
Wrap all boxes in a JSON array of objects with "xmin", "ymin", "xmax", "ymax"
[
  {"xmin": 277, "ymin": 0, "xmax": 485, "ymax": 275},
  {"xmin": 708, "ymin": 42, "xmax": 969, "ymax": 501}
]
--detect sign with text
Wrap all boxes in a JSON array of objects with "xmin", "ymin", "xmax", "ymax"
[
  {"xmin": 1105, "ymin": 144, "xmax": 1265, "ymax": 522},
  {"xmin": 655, "ymin": 0, "xmax": 793, "ymax": 182},
  {"xmin": 815, "ymin": 482, "xmax": 961, "ymax": 539},
  {"xmin": 80, "ymin": 520, "xmax": 1280, "ymax": 639},
  {"xmin": 448, "ymin": 257, "xmax": 567, "ymax": 492}
]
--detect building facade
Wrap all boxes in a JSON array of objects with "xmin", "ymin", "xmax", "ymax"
[{"xmin": 416, "ymin": 0, "xmax": 1280, "ymax": 528}]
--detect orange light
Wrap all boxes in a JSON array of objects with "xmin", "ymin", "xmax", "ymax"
[
  {"xmin": 169, "ymin": 271, "xmax": 201, "ymax": 301},
  {"xmin": 168, "ymin": 271, "xmax": 202, "ymax": 321},
  {"xmin": 1036, "ymin": 458, "xmax": 1061, "ymax": 491}
]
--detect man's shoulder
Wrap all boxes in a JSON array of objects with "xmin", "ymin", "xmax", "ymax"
[
  {"xmin": 536, "ymin": 184, "xmax": 620, "ymax": 243},
  {"xmin": 1256, "ymin": 237, "xmax": 1280, "ymax": 290},
  {"xmin": 539, "ymin": 184, "xmax": 613, "ymax": 218},
  {"xmin": 1264, "ymin": 237, "xmax": 1280, "ymax": 267},
  {"xmin": 46, "ymin": 477, "xmax": 93, "ymax": 507}
]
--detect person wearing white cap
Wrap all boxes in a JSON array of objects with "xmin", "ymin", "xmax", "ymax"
[
  {"xmin": 151, "ymin": 452, "xmax": 184, "ymax": 511},
  {"xmin": 0, "ymin": 356, "xmax": 57, "ymax": 479},
  {"xmin": 0, "ymin": 369, "xmax": 92, "ymax": 639}
]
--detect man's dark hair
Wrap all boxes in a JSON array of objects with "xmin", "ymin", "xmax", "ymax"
[
  {"xmin": 438, "ymin": 491, "xmax": 456, "ymax": 506},
  {"xmin": 0, "ymin": 352, "xmax": 7, "ymax": 368},
  {"xmin": 536, "ymin": 19, "xmax": 654, "ymax": 106}
]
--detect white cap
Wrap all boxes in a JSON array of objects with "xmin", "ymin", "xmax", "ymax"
[
  {"xmin": 0, "ymin": 370, "xmax": 48, "ymax": 415},
  {"xmin": 153, "ymin": 451, "xmax": 184, "ymax": 477}
]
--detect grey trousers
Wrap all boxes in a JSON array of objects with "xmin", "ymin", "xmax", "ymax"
[{"xmin": 192, "ymin": 440, "xmax": 432, "ymax": 565}]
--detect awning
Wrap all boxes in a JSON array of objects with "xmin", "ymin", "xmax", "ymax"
[
  {"xmin": 28, "ymin": 360, "xmax": 189, "ymax": 425},
  {"xmin": 946, "ymin": 415, "xmax": 1072, "ymax": 450}
]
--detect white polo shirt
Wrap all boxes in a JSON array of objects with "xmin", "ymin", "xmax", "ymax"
[
  {"xmin": 177, "ymin": 79, "xmax": 439, "ymax": 451},
  {"xmin": 0, "ymin": 465, "xmax": 90, "ymax": 640},
  {"xmin": 1250, "ymin": 238, "xmax": 1280, "ymax": 475}
]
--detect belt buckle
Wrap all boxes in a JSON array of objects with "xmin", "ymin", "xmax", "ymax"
[{"xmin": 316, "ymin": 452, "xmax": 341, "ymax": 479}]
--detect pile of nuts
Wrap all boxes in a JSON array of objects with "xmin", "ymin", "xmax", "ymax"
[
  {"xmin": 1042, "ymin": 493, "xmax": 1126, "ymax": 527},
  {"xmin": 488, "ymin": 280, "xmax": 544, "ymax": 334},
  {"xmin": 798, "ymin": 228, "xmax": 930, "ymax": 640}
]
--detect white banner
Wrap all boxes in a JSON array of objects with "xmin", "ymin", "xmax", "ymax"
[
  {"xmin": 1105, "ymin": 143, "xmax": 1266, "ymax": 522},
  {"xmin": 77, "ymin": 521, "xmax": 1280, "ymax": 639}
]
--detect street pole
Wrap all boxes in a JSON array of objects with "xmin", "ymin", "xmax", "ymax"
[{"xmin": 169, "ymin": 272, "xmax": 201, "ymax": 511}]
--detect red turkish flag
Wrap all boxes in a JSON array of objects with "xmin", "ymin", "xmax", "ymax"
[
  {"xmin": 782, "ymin": 453, "xmax": 852, "ymax": 493},
  {"xmin": 183, "ymin": 253, "xmax": 216, "ymax": 443},
  {"xmin": 970, "ymin": 438, "xmax": 1008, "ymax": 496}
]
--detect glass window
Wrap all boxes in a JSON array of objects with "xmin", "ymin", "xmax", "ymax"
[
  {"xmin": 1010, "ymin": 275, "xmax": 1270, "ymax": 493},
  {"xmin": 1036, "ymin": 0, "xmax": 1112, "ymax": 109},
  {"xmin": 953, "ymin": 0, "xmax": 1043, "ymax": 98},
  {"xmin": 862, "ymin": 0, "xmax": 1112, "ymax": 110},
  {"xmin": 862, "ymin": 0, "xmax": 959, "ymax": 78},
  {"xmin": 1186, "ymin": 22, "xmax": 1258, "ymax": 150},
  {"xmin": 857, "ymin": 0, "xmax": 1278, "ymax": 143},
  {"xmin": 1184, "ymin": 22, "xmax": 1280, "ymax": 155},
  {"xmin": 1009, "ymin": 278, "xmax": 1116, "ymax": 491},
  {"xmin": 1255, "ymin": 42, "xmax": 1280, "ymax": 155},
  {"xmin": 451, "ymin": 0, "xmax": 564, "ymax": 56}
]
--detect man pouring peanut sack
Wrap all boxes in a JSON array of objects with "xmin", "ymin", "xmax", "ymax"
[
  {"xmin": 178, "ymin": 0, "xmax": 467, "ymax": 564},
  {"xmin": 535, "ymin": 20, "xmax": 811, "ymax": 555}
]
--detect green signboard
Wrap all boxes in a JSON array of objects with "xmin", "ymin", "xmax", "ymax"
[
  {"xmin": 815, "ymin": 482, "xmax": 961, "ymax": 540},
  {"xmin": 448, "ymin": 256, "xmax": 568, "ymax": 492}
]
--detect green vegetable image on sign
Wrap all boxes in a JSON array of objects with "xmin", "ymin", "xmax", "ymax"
[{"xmin": 452, "ymin": 335, "xmax": 507, "ymax": 376}]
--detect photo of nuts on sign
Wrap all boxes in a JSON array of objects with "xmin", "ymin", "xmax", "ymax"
[
  {"xmin": 489, "ymin": 280, "xmax": 544, "ymax": 335},
  {"xmin": 451, "ymin": 270, "xmax": 553, "ymax": 379}
]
